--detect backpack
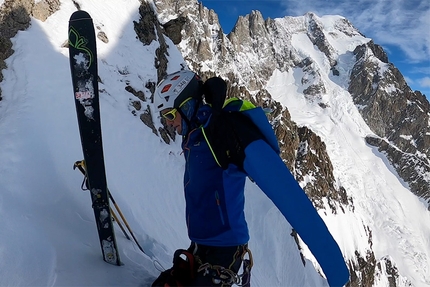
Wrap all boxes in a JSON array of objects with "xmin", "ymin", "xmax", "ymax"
[{"xmin": 202, "ymin": 77, "xmax": 280, "ymax": 170}]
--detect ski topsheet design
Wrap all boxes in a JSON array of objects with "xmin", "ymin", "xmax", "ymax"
[{"xmin": 68, "ymin": 10, "xmax": 120, "ymax": 265}]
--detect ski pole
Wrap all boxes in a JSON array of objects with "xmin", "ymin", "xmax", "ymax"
[
  {"xmin": 108, "ymin": 189, "xmax": 146, "ymax": 254},
  {"xmin": 111, "ymin": 208, "xmax": 131, "ymax": 240},
  {"xmin": 73, "ymin": 160, "xmax": 131, "ymax": 240},
  {"xmin": 74, "ymin": 160, "xmax": 146, "ymax": 254}
]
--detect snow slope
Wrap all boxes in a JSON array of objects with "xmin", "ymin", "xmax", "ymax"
[{"xmin": 0, "ymin": 0, "xmax": 429, "ymax": 286}]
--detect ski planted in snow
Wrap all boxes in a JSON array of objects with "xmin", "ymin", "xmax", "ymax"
[{"xmin": 68, "ymin": 10, "xmax": 121, "ymax": 266}]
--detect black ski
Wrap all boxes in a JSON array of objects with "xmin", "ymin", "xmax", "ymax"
[{"xmin": 68, "ymin": 10, "xmax": 120, "ymax": 265}]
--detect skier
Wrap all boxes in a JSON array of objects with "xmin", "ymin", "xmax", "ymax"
[{"xmin": 152, "ymin": 69, "xmax": 350, "ymax": 287}]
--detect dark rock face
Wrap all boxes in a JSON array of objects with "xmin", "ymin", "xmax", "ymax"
[
  {"xmin": 365, "ymin": 135, "xmax": 430, "ymax": 204},
  {"xmin": 295, "ymin": 126, "xmax": 350, "ymax": 211},
  {"xmin": 162, "ymin": 16, "xmax": 186, "ymax": 45},
  {"xmin": 305, "ymin": 13, "xmax": 337, "ymax": 67},
  {"xmin": 349, "ymin": 42, "xmax": 430, "ymax": 206},
  {"xmin": 0, "ymin": 1, "xmax": 31, "ymax": 99},
  {"xmin": 131, "ymin": 1, "xmax": 174, "ymax": 139},
  {"xmin": 133, "ymin": 3, "xmax": 157, "ymax": 46},
  {"xmin": 0, "ymin": 0, "xmax": 60, "ymax": 100},
  {"xmin": 32, "ymin": 0, "xmax": 60, "ymax": 22}
]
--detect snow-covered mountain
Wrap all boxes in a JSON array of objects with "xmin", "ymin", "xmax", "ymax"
[{"xmin": 0, "ymin": 0, "xmax": 429, "ymax": 286}]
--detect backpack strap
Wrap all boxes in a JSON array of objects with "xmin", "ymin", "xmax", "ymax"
[
  {"xmin": 203, "ymin": 77, "xmax": 227, "ymax": 116},
  {"xmin": 202, "ymin": 77, "xmax": 278, "ymax": 170},
  {"xmin": 202, "ymin": 109, "xmax": 264, "ymax": 170}
]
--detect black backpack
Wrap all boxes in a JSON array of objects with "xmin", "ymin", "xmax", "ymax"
[{"xmin": 201, "ymin": 77, "xmax": 280, "ymax": 170}]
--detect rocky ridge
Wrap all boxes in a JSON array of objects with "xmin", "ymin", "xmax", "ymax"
[{"xmin": 349, "ymin": 42, "xmax": 430, "ymax": 204}]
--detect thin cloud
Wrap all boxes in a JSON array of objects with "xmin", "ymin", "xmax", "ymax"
[
  {"xmin": 408, "ymin": 66, "xmax": 430, "ymax": 75},
  {"xmin": 419, "ymin": 77, "xmax": 430, "ymax": 88},
  {"xmin": 404, "ymin": 76, "xmax": 414, "ymax": 85}
]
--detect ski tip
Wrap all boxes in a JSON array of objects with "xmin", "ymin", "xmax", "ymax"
[{"xmin": 69, "ymin": 10, "xmax": 92, "ymax": 21}]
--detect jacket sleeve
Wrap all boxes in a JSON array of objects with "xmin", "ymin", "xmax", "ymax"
[{"xmin": 243, "ymin": 139, "xmax": 350, "ymax": 287}]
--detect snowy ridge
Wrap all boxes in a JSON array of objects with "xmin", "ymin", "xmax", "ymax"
[{"xmin": 0, "ymin": 0, "xmax": 429, "ymax": 286}]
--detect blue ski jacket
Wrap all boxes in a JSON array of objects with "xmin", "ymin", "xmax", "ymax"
[{"xmin": 181, "ymin": 104, "xmax": 349, "ymax": 287}]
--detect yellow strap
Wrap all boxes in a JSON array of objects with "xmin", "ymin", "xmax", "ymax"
[
  {"xmin": 202, "ymin": 98, "xmax": 256, "ymax": 168},
  {"xmin": 223, "ymin": 97, "xmax": 256, "ymax": 111},
  {"xmin": 201, "ymin": 127, "xmax": 222, "ymax": 167}
]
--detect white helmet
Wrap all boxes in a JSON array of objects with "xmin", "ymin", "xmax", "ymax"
[{"xmin": 153, "ymin": 70, "xmax": 203, "ymax": 113}]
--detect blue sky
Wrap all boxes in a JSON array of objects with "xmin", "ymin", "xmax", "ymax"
[{"xmin": 200, "ymin": 0, "xmax": 430, "ymax": 100}]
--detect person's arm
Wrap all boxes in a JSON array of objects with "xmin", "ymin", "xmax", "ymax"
[{"xmin": 243, "ymin": 139, "xmax": 350, "ymax": 287}]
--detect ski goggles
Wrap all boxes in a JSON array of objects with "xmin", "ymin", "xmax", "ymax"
[
  {"xmin": 160, "ymin": 97, "xmax": 193, "ymax": 121},
  {"xmin": 160, "ymin": 108, "xmax": 178, "ymax": 121}
]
